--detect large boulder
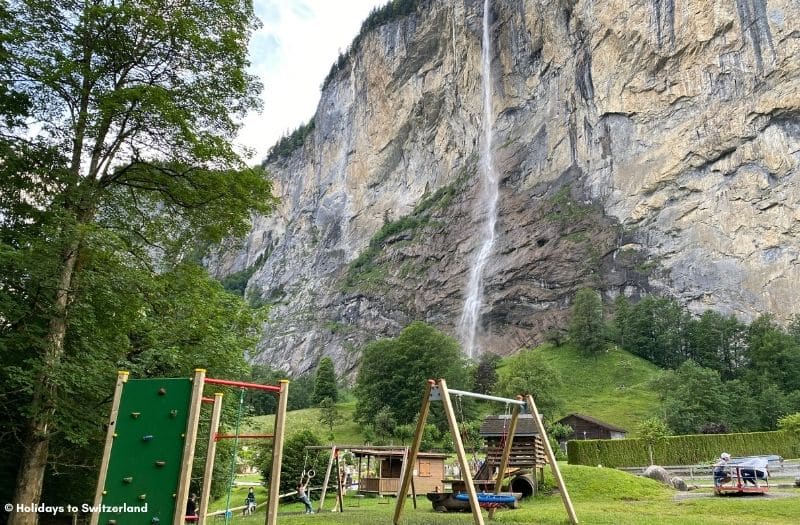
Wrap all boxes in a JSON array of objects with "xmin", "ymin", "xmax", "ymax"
[
  {"xmin": 642, "ymin": 465, "xmax": 671, "ymax": 486},
  {"xmin": 670, "ymin": 477, "xmax": 689, "ymax": 491}
]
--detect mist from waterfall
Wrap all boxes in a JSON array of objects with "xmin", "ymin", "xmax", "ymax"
[{"xmin": 459, "ymin": 0, "xmax": 498, "ymax": 359}]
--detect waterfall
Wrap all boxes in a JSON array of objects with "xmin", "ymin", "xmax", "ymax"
[{"xmin": 459, "ymin": 0, "xmax": 498, "ymax": 359}]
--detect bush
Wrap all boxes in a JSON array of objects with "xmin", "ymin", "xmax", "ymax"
[{"xmin": 568, "ymin": 430, "xmax": 798, "ymax": 467}]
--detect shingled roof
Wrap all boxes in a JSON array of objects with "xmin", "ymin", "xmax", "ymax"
[
  {"xmin": 557, "ymin": 413, "xmax": 627, "ymax": 433},
  {"xmin": 479, "ymin": 414, "xmax": 540, "ymax": 437}
]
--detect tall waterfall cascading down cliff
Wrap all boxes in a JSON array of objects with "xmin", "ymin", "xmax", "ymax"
[
  {"xmin": 208, "ymin": 0, "xmax": 800, "ymax": 377},
  {"xmin": 459, "ymin": 0, "xmax": 499, "ymax": 359}
]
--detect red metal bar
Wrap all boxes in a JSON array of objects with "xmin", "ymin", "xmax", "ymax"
[
  {"xmin": 201, "ymin": 397, "xmax": 216, "ymax": 404},
  {"xmin": 215, "ymin": 433, "xmax": 274, "ymax": 441},
  {"xmin": 204, "ymin": 377, "xmax": 281, "ymax": 392}
]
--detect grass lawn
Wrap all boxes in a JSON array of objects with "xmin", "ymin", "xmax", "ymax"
[{"xmin": 207, "ymin": 464, "xmax": 800, "ymax": 524}]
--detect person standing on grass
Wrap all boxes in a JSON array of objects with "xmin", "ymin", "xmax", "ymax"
[
  {"xmin": 297, "ymin": 477, "xmax": 314, "ymax": 514},
  {"xmin": 244, "ymin": 487, "xmax": 256, "ymax": 515}
]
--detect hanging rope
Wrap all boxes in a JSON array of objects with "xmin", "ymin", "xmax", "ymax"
[
  {"xmin": 223, "ymin": 388, "xmax": 245, "ymax": 525},
  {"xmin": 301, "ymin": 449, "xmax": 316, "ymax": 482}
]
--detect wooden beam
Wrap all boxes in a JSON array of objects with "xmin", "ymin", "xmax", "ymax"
[
  {"xmin": 489, "ymin": 403, "xmax": 520, "ymax": 519},
  {"xmin": 266, "ymin": 380, "xmax": 289, "ymax": 525},
  {"xmin": 439, "ymin": 379, "xmax": 484, "ymax": 525},
  {"xmin": 90, "ymin": 371, "xmax": 129, "ymax": 525},
  {"xmin": 173, "ymin": 369, "xmax": 206, "ymax": 524},
  {"xmin": 198, "ymin": 392, "xmax": 223, "ymax": 525},
  {"xmin": 393, "ymin": 380, "xmax": 433, "ymax": 525},
  {"xmin": 525, "ymin": 394, "xmax": 579, "ymax": 524},
  {"xmin": 317, "ymin": 445, "xmax": 337, "ymax": 512}
]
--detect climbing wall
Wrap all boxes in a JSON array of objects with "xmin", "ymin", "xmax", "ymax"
[{"xmin": 97, "ymin": 378, "xmax": 193, "ymax": 524}]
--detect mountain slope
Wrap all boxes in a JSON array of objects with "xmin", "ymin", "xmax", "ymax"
[{"xmin": 209, "ymin": 0, "xmax": 800, "ymax": 376}]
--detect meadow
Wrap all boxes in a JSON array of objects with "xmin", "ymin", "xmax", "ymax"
[{"xmin": 209, "ymin": 465, "xmax": 800, "ymax": 524}]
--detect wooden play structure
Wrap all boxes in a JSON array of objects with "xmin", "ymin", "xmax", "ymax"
[
  {"xmin": 91, "ymin": 369, "xmax": 289, "ymax": 525},
  {"xmin": 353, "ymin": 448, "xmax": 448, "ymax": 495},
  {"xmin": 393, "ymin": 379, "xmax": 579, "ymax": 525}
]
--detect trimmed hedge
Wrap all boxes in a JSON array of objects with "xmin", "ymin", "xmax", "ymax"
[{"xmin": 567, "ymin": 430, "xmax": 800, "ymax": 467}]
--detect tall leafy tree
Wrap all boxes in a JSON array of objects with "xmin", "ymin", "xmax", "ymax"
[
  {"xmin": 653, "ymin": 361, "xmax": 729, "ymax": 434},
  {"xmin": 0, "ymin": 1, "xmax": 272, "ymax": 521},
  {"xmin": 473, "ymin": 352, "xmax": 501, "ymax": 395},
  {"xmin": 313, "ymin": 356, "xmax": 338, "ymax": 404},
  {"xmin": 354, "ymin": 321, "xmax": 471, "ymax": 425},
  {"xmin": 568, "ymin": 288, "xmax": 605, "ymax": 355},
  {"xmin": 495, "ymin": 349, "xmax": 563, "ymax": 420}
]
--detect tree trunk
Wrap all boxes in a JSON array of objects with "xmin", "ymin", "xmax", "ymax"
[
  {"xmin": 8, "ymin": 238, "xmax": 81, "ymax": 525},
  {"xmin": 8, "ymin": 433, "xmax": 49, "ymax": 525}
]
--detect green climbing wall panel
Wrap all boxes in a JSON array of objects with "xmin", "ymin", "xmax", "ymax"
[{"xmin": 98, "ymin": 378, "xmax": 192, "ymax": 524}]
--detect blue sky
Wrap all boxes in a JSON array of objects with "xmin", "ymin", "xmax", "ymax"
[{"xmin": 237, "ymin": 0, "xmax": 387, "ymax": 162}]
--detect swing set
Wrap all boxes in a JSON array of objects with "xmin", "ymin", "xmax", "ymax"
[{"xmin": 393, "ymin": 379, "xmax": 579, "ymax": 525}]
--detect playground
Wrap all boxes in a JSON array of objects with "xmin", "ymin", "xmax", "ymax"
[
  {"xmin": 203, "ymin": 465, "xmax": 800, "ymax": 525},
  {"xmin": 88, "ymin": 372, "xmax": 800, "ymax": 525}
]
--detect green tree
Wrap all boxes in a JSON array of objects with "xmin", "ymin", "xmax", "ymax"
[
  {"xmin": 313, "ymin": 356, "xmax": 339, "ymax": 404},
  {"xmin": 654, "ymin": 361, "xmax": 729, "ymax": 434},
  {"xmin": 473, "ymin": 352, "xmax": 501, "ymax": 395},
  {"xmin": 777, "ymin": 412, "xmax": 800, "ymax": 433},
  {"xmin": 495, "ymin": 349, "xmax": 563, "ymax": 420},
  {"xmin": 354, "ymin": 321, "xmax": 470, "ymax": 425},
  {"xmin": 374, "ymin": 406, "xmax": 398, "ymax": 441},
  {"xmin": 568, "ymin": 288, "xmax": 606, "ymax": 354},
  {"xmin": 0, "ymin": 1, "xmax": 271, "ymax": 520},
  {"xmin": 636, "ymin": 418, "xmax": 670, "ymax": 465},
  {"xmin": 318, "ymin": 397, "xmax": 340, "ymax": 438},
  {"xmin": 259, "ymin": 430, "xmax": 328, "ymax": 496}
]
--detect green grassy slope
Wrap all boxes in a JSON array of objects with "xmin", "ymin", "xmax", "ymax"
[
  {"xmin": 536, "ymin": 343, "xmax": 662, "ymax": 436},
  {"xmin": 244, "ymin": 344, "xmax": 662, "ymax": 441},
  {"xmin": 244, "ymin": 400, "xmax": 369, "ymax": 445}
]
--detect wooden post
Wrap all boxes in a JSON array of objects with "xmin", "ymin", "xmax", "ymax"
[
  {"xmin": 90, "ymin": 371, "xmax": 129, "ymax": 525},
  {"xmin": 266, "ymin": 380, "xmax": 289, "ymax": 525},
  {"xmin": 393, "ymin": 380, "xmax": 434, "ymax": 525},
  {"xmin": 440, "ymin": 379, "xmax": 484, "ymax": 525},
  {"xmin": 318, "ymin": 445, "xmax": 336, "ymax": 512},
  {"xmin": 335, "ymin": 450, "xmax": 345, "ymax": 512},
  {"xmin": 525, "ymin": 394, "xmax": 578, "ymax": 524},
  {"xmin": 173, "ymin": 369, "xmax": 206, "ymax": 524},
  {"xmin": 198, "ymin": 392, "xmax": 224, "ymax": 525},
  {"xmin": 489, "ymin": 404, "xmax": 520, "ymax": 519}
]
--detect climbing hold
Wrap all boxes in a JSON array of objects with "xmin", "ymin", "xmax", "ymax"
[
  {"xmin": 139, "ymin": 494, "xmax": 147, "ymax": 501},
  {"xmin": 151, "ymin": 518, "xmax": 160, "ymax": 524},
  {"xmin": 131, "ymin": 412, "xmax": 141, "ymax": 418},
  {"xmin": 169, "ymin": 409, "xmax": 178, "ymax": 417},
  {"xmin": 155, "ymin": 460, "xmax": 166, "ymax": 467},
  {"xmin": 142, "ymin": 434, "xmax": 154, "ymax": 441},
  {"xmin": 113, "ymin": 433, "xmax": 118, "ymax": 438},
  {"xmin": 158, "ymin": 387, "xmax": 166, "ymax": 395},
  {"xmin": 102, "ymin": 490, "xmax": 107, "ymax": 495},
  {"xmin": 108, "ymin": 520, "xmax": 117, "ymax": 525},
  {"xmin": 123, "ymin": 477, "xmax": 133, "ymax": 484}
]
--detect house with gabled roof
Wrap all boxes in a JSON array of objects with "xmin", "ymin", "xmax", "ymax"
[{"xmin": 556, "ymin": 413, "xmax": 627, "ymax": 441}]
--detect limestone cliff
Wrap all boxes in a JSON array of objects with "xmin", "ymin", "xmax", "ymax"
[{"xmin": 208, "ymin": 0, "xmax": 800, "ymax": 376}]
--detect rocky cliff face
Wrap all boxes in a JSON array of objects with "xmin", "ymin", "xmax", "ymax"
[{"xmin": 208, "ymin": 0, "xmax": 800, "ymax": 377}]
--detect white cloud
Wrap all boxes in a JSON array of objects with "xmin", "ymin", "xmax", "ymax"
[{"xmin": 237, "ymin": 0, "xmax": 387, "ymax": 163}]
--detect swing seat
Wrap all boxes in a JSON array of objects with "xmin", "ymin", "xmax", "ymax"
[{"xmin": 453, "ymin": 492, "xmax": 518, "ymax": 508}]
